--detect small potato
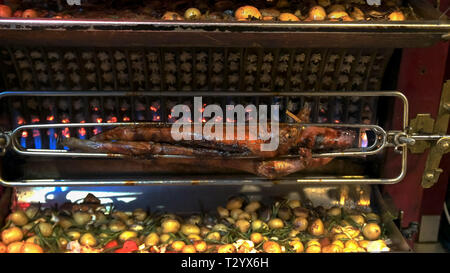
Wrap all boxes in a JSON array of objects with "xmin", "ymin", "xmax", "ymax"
[
  {"xmin": 293, "ymin": 217, "xmax": 308, "ymax": 231},
  {"xmin": 58, "ymin": 216, "xmax": 73, "ymax": 230},
  {"xmin": 119, "ymin": 230, "xmax": 138, "ymax": 242},
  {"xmin": 22, "ymin": 242, "xmax": 43, "ymax": 253},
  {"xmin": 362, "ymin": 223, "xmax": 381, "ymax": 240},
  {"xmin": 230, "ymin": 209, "xmax": 244, "ymax": 220},
  {"xmin": 1, "ymin": 226, "xmax": 24, "ymax": 245},
  {"xmin": 80, "ymin": 233, "xmax": 97, "ymax": 247},
  {"xmin": 345, "ymin": 239, "xmax": 359, "ymax": 249},
  {"xmin": 237, "ymin": 212, "xmax": 251, "ymax": 220},
  {"xmin": 194, "ymin": 240, "xmax": 207, "ymax": 252},
  {"xmin": 182, "ymin": 244, "xmax": 197, "ymax": 253},
  {"xmin": 109, "ymin": 220, "xmax": 127, "ymax": 232},
  {"xmin": 38, "ymin": 222, "xmax": 53, "ymax": 237},
  {"xmin": 112, "ymin": 211, "xmax": 130, "ymax": 222},
  {"xmin": 332, "ymin": 240, "xmax": 345, "ymax": 249},
  {"xmin": 279, "ymin": 13, "xmax": 300, "ymax": 21},
  {"xmin": 327, "ymin": 207, "xmax": 342, "ymax": 217},
  {"xmin": 171, "ymin": 240, "xmax": 186, "ymax": 252},
  {"xmin": 0, "ymin": 242, "xmax": 6, "ymax": 253},
  {"xmin": 306, "ymin": 245, "xmax": 321, "ymax": 253},
  {"xmin": 184, "ymin": 8, "xmax": 201, "ymax": 20},
  {"xmin": 277, "ymin": 207, "xmax": 292, "ymax": 221},
  {"xmin": 287, "ymin": 200, "xmax": 301, "ymax": 209},
  {"xmin": 308, "ymin": 219, "xmax": 325, "ymax": 236},
  {"xmin": 67, "ymin": 231, "xmax": 81, "ymax": 241},
  {"xmin": 161, "ymin": 219, "xmax": 181, "ymax": 234},
  {"xmin": 388, "ymin": 11, "xmax": 405, "ymax": 21},
  {"xmin": 250, "ymin": 232, "xmax": 263, "ymax": 244},
  {"xmin": 306, "ymin": 239, "xmax": 321, "ymax": 248},
  {"xmin": 349, "ymin": 215, "xmax": 365, "ymax": 226},
  {"xmin": 200, "ymin": 227, "xmax": 211, "ymax": 237},
  {"xmin": 251, "ymin": 220, "xmax": 266, "ymax": 231},
  {"xmin": 0, "ymin": 4, "xmax": 12, "ymax": 18},
  {"xmin": 308, "ymin": 6, "xmax": 327, "ymax": 21},
  {"xmin": 235, "ymin": 5, "xmax": 262, "ymax": 21},
  {"xmin": 244, "ymin": 201, "xmax": 261, "ymax": 213},
  {"xmin": 25, "ymin": 206, "xmax": 39, "ymax": 220},
  {"xmin": 7, "ymin": 241, "xmax": 25, "ymax": 253},
  {"xmin": 321, "ymin": 244, "xmax": 343, "ymax": 253},
  {"xmin": 268, "ymin": 218, "xmax": 284, "ymax": 229},
  {"xmin": 206, "ymin": 231, "xmax": 221, "ymax": 241},
  {"xmin": 235, "ymin": 219, "xmax": 251, "ymax": 233},
  {"xmin": 73, "ymin": 211, "xmax": 92, "ymax": 226},
  {"xmin": 188, "ymin": 234, "xmax": 202, "ymax": 242},
  {"xmin": 217, "ymin": 244, "xmax": 235, "ymax": 253},
  {"xmin": 160, "ymin": 233, "xmax": 173, "ymax": 244},
  {"xmin": 132, "ymin": 208, "xmax": 147, "ymax": 221},
  {"xmin": 22, "ymin": 9, "xmax": 38, "ymax": 18},
  {"xmin": 187, "ymin": 215, "xmax": 202, "ymax": 226},
  {"xmin": 217, "ymin": 206, "xmax": 229, "ymax": 218},
  {"xmin": 263, "ymin": 241, "xmax": 282, "ymax": 253},
  {"xmin": 328, "ymin": 11, "xmax": 350, "ymax": 21},
  {"xmin": 181, "ymin": 224, "xmax": 201, "ymax": 236},
  {"xmin": 359, "ymin": 240, "xmax": 370, "ymax": 249},
  {"xmin": 289, "ymin": 240, "xmax": 304, "ymax": 253},
  {"xmin": 227, "ymin": 197, "xmax": 244, "ymax": 210},
  {"xmin": 366, "ymin": 213, "xmax": 381, "ymax": 223},
  {"xmin": 293, "ymin": 207, "xmax": 309, "ymax": 218},
  {"xmin": 161, "ymin": 11, "xmax": 183, "ymax": 21},
  {"xmin": 288, "ymin": 229, "xmax": 300, "ymax": 238},
  {"xmin": 9, "ymin": 210, "xmax": 29, "ymax": 226},
  {"xmin": 144, "ymin": 232, "xmax": 160, "ymax": 247}
]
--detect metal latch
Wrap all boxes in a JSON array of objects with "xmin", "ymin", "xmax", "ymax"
[{"xmin": 406, "ymin": 80, "xmax": 450, "ymax": 188}]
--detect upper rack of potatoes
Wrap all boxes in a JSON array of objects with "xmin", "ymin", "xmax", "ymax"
[
  {"xmin": 0, "ymin": 193, "xmax": 391, "ymax": 253},
  {"xmin": 0, "ymin": 0, "xmax": 413, "ymax": 21}
]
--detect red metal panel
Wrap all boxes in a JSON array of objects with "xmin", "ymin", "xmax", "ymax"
[{"xmin": 383, "ymin": 42, "xmax": 449, "ymax": 234}]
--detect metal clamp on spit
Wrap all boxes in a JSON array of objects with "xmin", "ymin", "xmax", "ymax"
[{"xmin": 0, "ymin": 130, "xmax": 11, "ymax": 156}]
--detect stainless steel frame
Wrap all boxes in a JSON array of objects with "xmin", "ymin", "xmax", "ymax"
[{"xmin": 0, "ymin": 90, "xmax": 409, "ymax": 187}]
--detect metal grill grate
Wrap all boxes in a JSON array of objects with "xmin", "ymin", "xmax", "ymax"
[{"xmin": 0, "ymin": 47, "xmax": 393, "ymax": 92}]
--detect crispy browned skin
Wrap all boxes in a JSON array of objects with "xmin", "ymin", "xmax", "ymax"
[
  {"xmin": 61, "ymin": 138, "xmax": 228, "ymax": 157},
  {"xmin": 90, "ymin": 124, "xmax": 355, "ymax": 158}
]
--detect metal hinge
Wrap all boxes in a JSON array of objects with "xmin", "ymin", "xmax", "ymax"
[{"xmin": 406, "ymin": 80, "xmax": 450, "ymax": 188}]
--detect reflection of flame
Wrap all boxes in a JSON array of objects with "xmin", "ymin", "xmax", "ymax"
[
  {"xmin": 32, "ymin": 130, "xmax": 40, "ymax": 137},
  {"xmin": 357, "ymin": 199, "xmax": 371, "ymax": 206},
  {"xmin": 334, "ymin": 119, "xmax": 341, "ymax": 124},
  {"xmin": 46, "ymin": 116, "xmax": 54, "ymax": 121},
  {"xmin": 339, "ymin": 195, "xmax": 346, "ymax": 206},
  {"xmin": 123, "ymin": 116, "xmax": 130, "ymax": 122},
  {"xmin": 93, "ymin": 128, "xmax": 100, "ymax": 135},
  {"xmin": 17, "ymin": 116, "xmax": 25, "ymax": 125},
  {"xmin": 96, "ymin": 118, "xmax": 103, "ymax": 123},
  {"xmin": 361, "ymin": 131, "xmax": 368, "ymax": 148},
  {"xmin": 31, "ymin": 117, "xmax": 40, "ymax": 123},
  {"xmin": 107, "ymin": 117, "xmax": 117, "ymax": 123},
  {"xmin": 61, "ymin": 118, "xmax": 70, "ymax": 124},
  {"xmin": 22, "ymin": 131, "xmax": 28, "ymax": 138},
  {"xmin": 150, "ymin": 106, "xmax": 158, "ymax": 112},
  {"xmin": 62, "ymin": 128, "xmax": 70, "ymax": 138},
  {"xmin": 78, "ymin": 128, "xmax": 86, "ymax": 137}
]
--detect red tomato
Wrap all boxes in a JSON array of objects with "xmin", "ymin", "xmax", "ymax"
[{"xmin": 104, "ymin": 240, "xmax": 119, "ymax": 249}]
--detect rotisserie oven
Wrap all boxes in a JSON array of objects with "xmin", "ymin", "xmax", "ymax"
[{"xmin": 0, "ymin": 0, "xmax": 449, "ymax": 254}]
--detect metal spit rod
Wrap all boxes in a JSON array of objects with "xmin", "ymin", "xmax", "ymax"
[
  {"xmin": 5, "ymin": 122, "xmax": 387, "ymax": 159},
  {"xmin": 0, "ymin": 90, "xmax": 410, "ymax": 186}
]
